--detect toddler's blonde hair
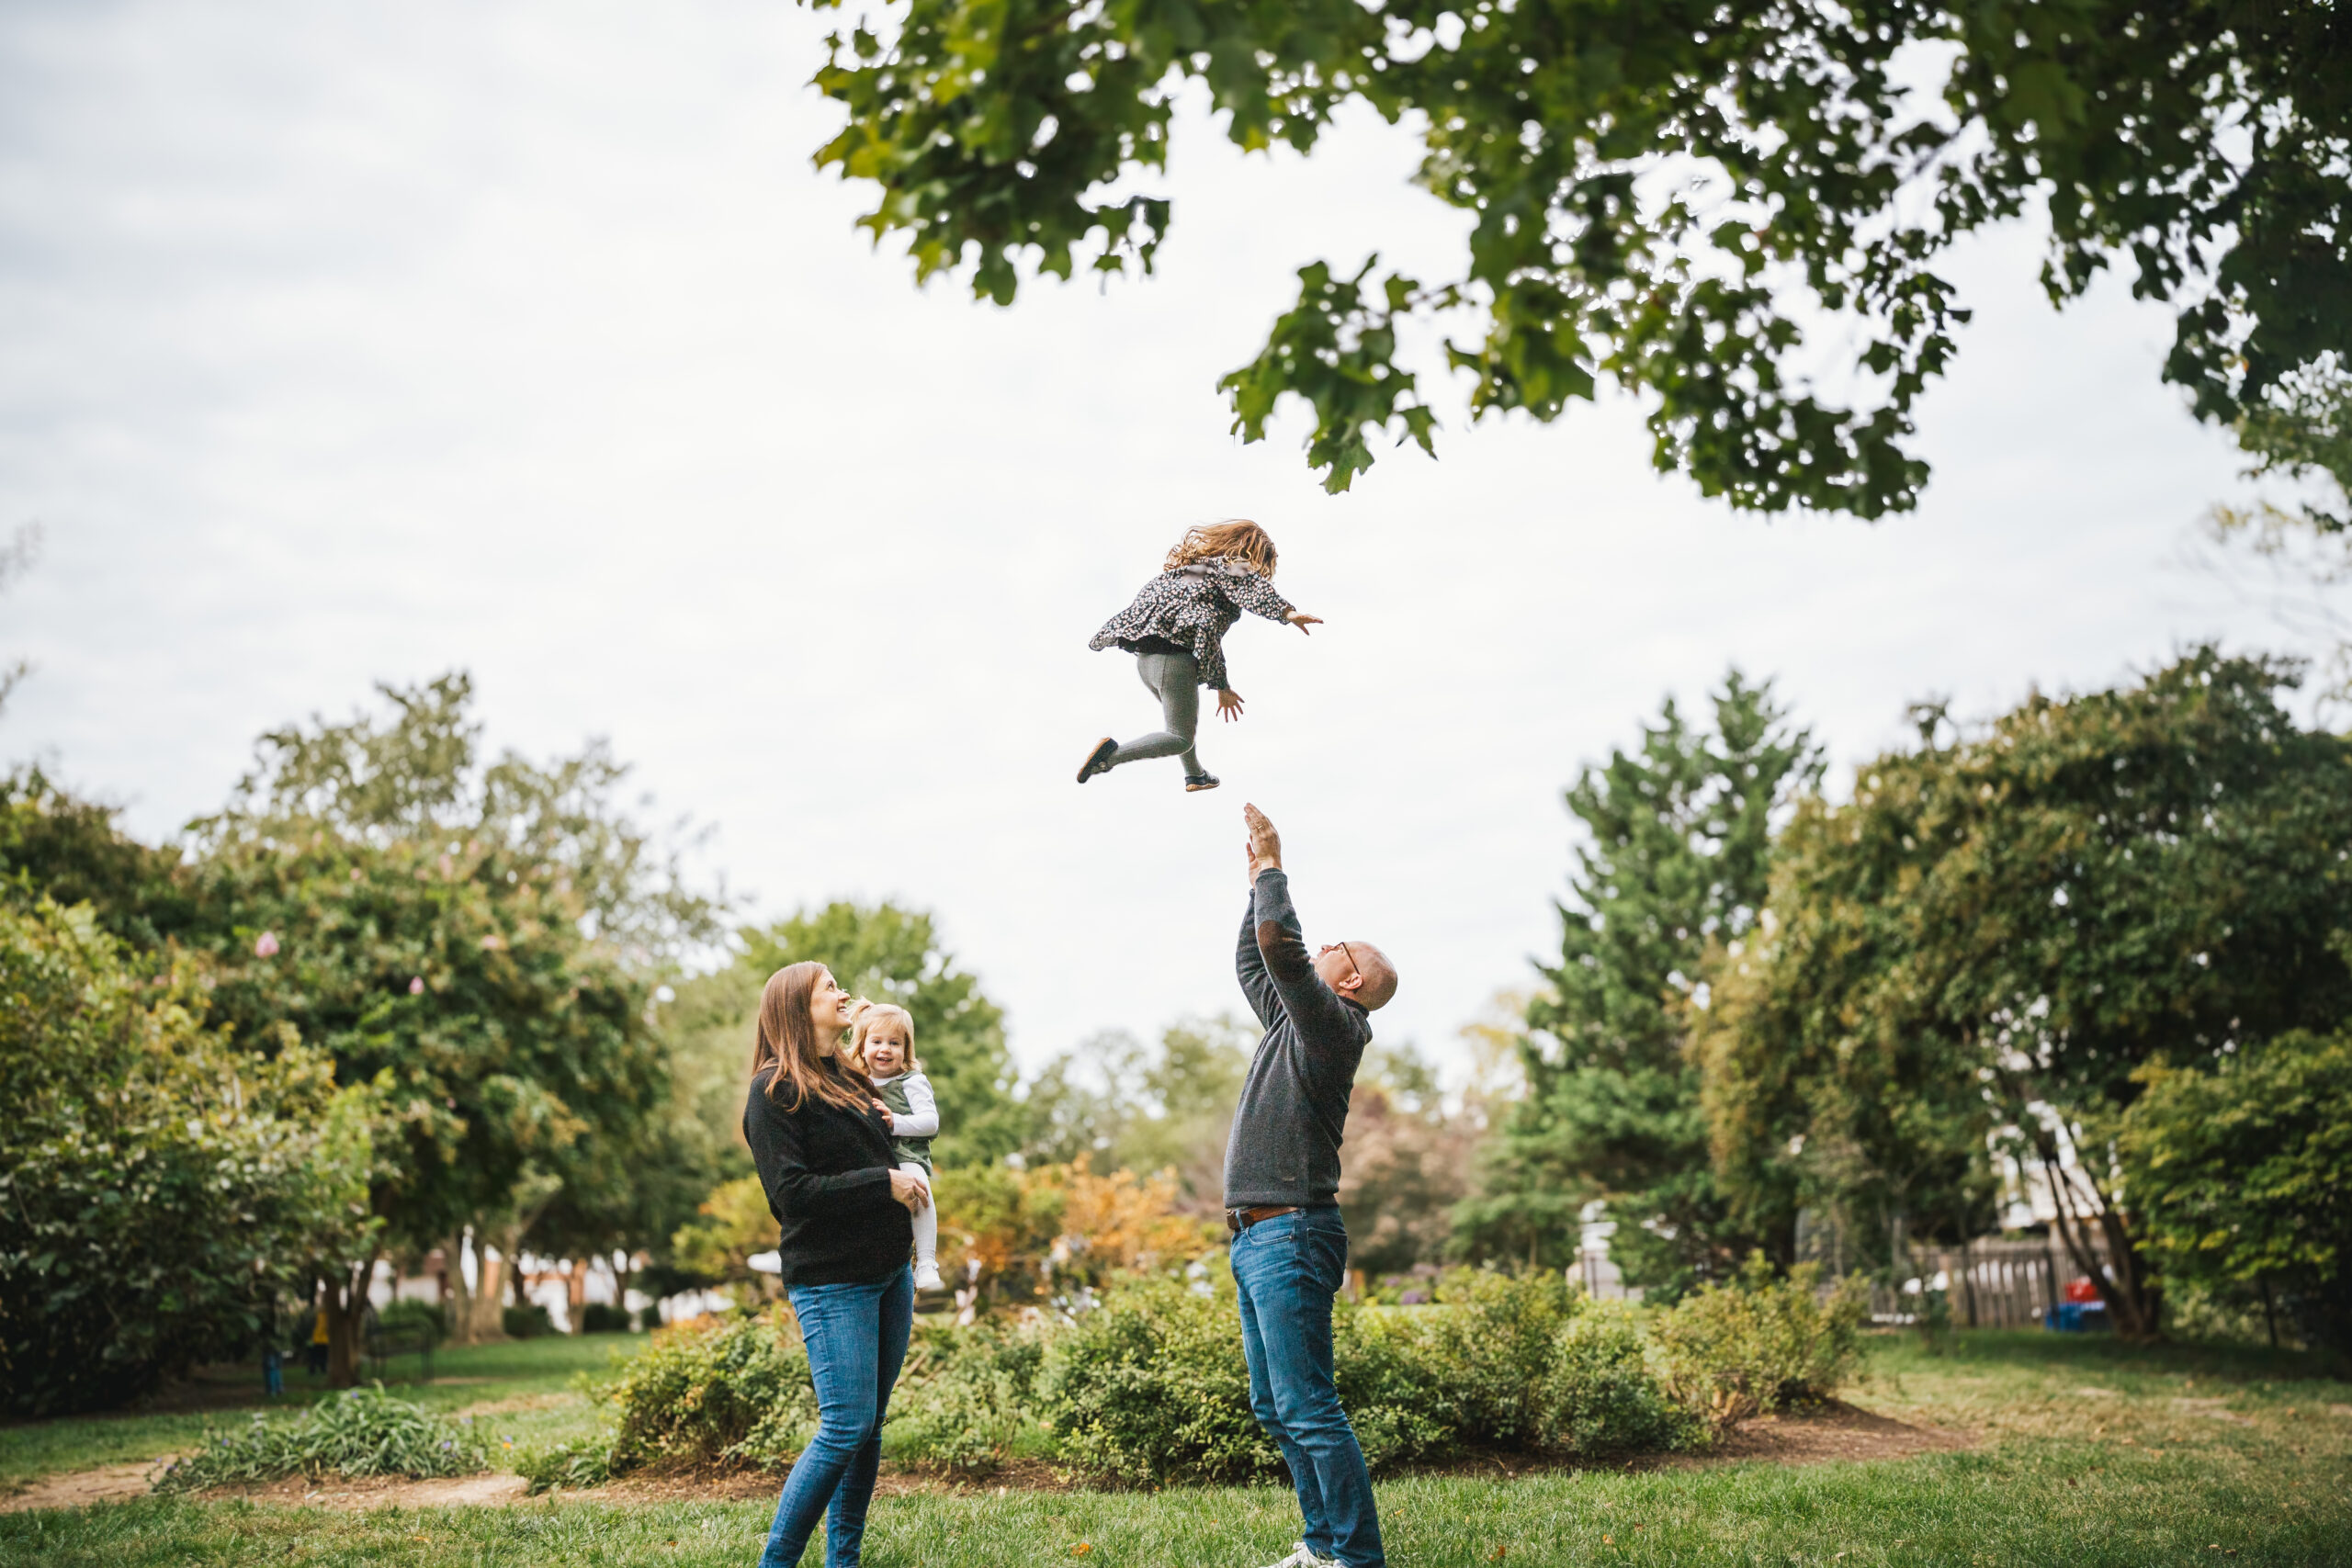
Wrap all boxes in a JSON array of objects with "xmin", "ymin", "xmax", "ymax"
[
  {"xmin": 1166, "ymin": 520, "xmax": 1277, "ymax": 578},
  {"xmin": 849, "ymin": 1002, "xmax": 922, "ymax": 1075}
]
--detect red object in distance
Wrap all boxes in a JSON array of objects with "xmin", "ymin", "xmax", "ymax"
[{"xmin": 2064, "ymin": 1278, "xmax": 2102, "ymax": 1303}]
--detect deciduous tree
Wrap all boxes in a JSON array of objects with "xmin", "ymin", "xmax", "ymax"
[
  {"xmin": 185, "ymin": 674, "xmax": 722, "ymax": 1371},
  {"xmin": 2120, "ymin": 1028, "xmax": 2352, "ymax": 1352},
  {"xmin": 1697, "ymin": 650, "xmax": 2352, "ymax": 1339},
  {"xmin": 797, "ymin": 0, "xmax": 2349, "ymax": 512},
  {"xmin": 0, "ymin": 899, "xmax": 377, "ymax": 1416}
]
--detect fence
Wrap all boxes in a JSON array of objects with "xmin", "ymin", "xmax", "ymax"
[{"xmin": 1864, "ymin": 1235, "xmax": 2111, "ymax": 1327}]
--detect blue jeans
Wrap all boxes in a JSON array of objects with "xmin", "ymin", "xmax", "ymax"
[
  {"xmin": 1229, "ymin": 1207, "xmax": 1385, "ymax": 1568},
  {"xmin": 758, "ymin": 1267, "xmax": 913, "ymax": 1568}
]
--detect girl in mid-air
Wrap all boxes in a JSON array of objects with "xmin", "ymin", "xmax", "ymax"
[
  {"xmin": 851, "ymin": 1003, "xmax": 944, "ymax": 1292},
  {"xmin": 1078, "ymin": 520, "xmax": 1321, "ymax": 794}
]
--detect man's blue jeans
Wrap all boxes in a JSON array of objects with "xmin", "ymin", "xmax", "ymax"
[
  {"xmin": 758, "ymin": 1266, "xmax": 913, "ymax": 1568},
  {"xmin": 1229, "ymin": 1206, "xmax": 1385, "ymax": 1568}
]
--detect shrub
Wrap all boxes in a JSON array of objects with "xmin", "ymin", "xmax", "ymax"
[
  {"xmin": 601, "ymin": 1311, "xmax": 816, "ymax": 1474},
  {"xmin": 890, "ymin": 1320, "xmax": 1050, "ymax": 1474},
  {"xmin": 1407, "ymin": 1268, "xmax": 1579, "ymax": 1446},
  {"xmin": 1655, "ymin": 1253, "xmax": 1868, "ymax": 1427},
  {"xmin": 377, "ymin": 1300, "xmax": 447, "ymax": 1347},
  {"xmin": 503, "ymin": 1304, "xmax": 556, "ymax": 1340},
  {"xmin": 580, "ymin": 1303, "xmax": 633, "ymax": 1335},
  {"xmin": 514, "ymin": 1438, "xmax": 613, "ymax": 1495},
  {"xmin": 1328, "ymin": 1304, "xmax": 1450, "ymax": 1471},
  {"xmin": 1541, "ymin": 1301, "xmax": 1700, "ymax": 1454},
  {"xmin": 153, "ymin": 1385, "xmax": 486, "ymax": 1493},
  {"xmin": 1036, "ymin": 1275, "xmax": 1458, "ymax": 1484},
  {"xmin": 1374, "ymin": 1269, "xmax": 1695, "ymax": 1460},
  {"xmin": 1038, "ymin": 1277, "xmax": 1274, "ymax": 1484},
  {"xmin": 571, "ymin": 1264, "xmax": 1824, "ymax": 1490}
]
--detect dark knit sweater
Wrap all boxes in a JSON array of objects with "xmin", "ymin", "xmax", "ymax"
[
  {"xmin": 742, "ymin": 1069, "xmax": 913, "ymax": 1286},
  {"xmin": 1222, "ymin": 868, "xmax": 1372, "ymax": 1209}
]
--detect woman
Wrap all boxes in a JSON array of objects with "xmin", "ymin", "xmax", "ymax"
[{"xmin": 741, "ymin": 961, "xmax": 931, "ymax": 1568}]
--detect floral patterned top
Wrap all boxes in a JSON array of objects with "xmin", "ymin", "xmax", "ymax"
[{"xmin": 1089, "ymin": 560, "xmax": 1297, "ymax": 692}]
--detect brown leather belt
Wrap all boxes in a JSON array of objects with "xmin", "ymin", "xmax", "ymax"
[{"xmin": 1226, "ymin": 1204, "xmax": 1297, "ymax": 1234}]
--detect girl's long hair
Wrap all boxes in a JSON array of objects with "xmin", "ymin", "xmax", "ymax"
[
  {"xmin": 752, "ymin": 962, "xmax": 876, "ymax": 1114},
  {"xmin": 848, "ymin": 1002, "xmax": 923, "ymax": 1075},
  {"xmin": 1166, "ymin": 520, "xmax": 1277, "ymax": 578}
]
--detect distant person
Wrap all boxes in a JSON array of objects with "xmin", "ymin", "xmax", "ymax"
[
  {"xmin": 1078, "ymin": 521, "xmax": 1322, "ymax": 794},
  {"xmin": 1225, "ymin": 803, "xmax": 1397, "ymax": 1568},
  {"xmin": 850, "ymin": 1003, "xmax": 945, "ymax": 1293},
  {"xmin": 261, "ymin": 1299, "xmax": 286, "ymax": 1398},
  {"xmin": 306, "ymin": 1305, "xmax": 330, "ymax": 1377},
  {"xmin": 742, "ymin": 961, "xmax": 931, "ymax": 1568}
]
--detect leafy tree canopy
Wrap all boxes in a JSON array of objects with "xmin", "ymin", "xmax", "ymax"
[
  {"xmin": 199, "ymin": 671, "xmax": 725, "ymax": 969},
  {"xmin": 1459, "ymin": 670, "xmax": 1816, "ymax": 1292},
  {"xmin": 742, "ymin": 901, "xmax": 1023, "ymax": 1167},
  {"xmin": 185, "ymin": 674, "xmax": 726, "ymax": 1264},
  {"xmin": 1697, "ymin": 649, "xmax": 2352, "ymax": 1338},
  {"xmin": 0, "ymin": 767, "xmax": 192, "ymax": 949},
  {"xmin": 798, "ymin": 0, "xmax": 2348, "ymax": 512},
  {"xmin": 0, "ymin": 898, "xmax": 376, "ymax": 1416},
  {"xmin": 2120, "ymin": 1028, "xmax": 2352, "ymax": 1353}
]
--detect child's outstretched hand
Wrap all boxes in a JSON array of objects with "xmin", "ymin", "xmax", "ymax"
[
  {"xmin": 1287, "ymin": 610, "xmax": 1322, "ymax": 635},
  {"xmin": 1217, "ymin": 689, "xmax": 1246, "ymax": 723}
]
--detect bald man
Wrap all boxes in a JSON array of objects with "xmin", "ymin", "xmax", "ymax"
[{"xmin": 1225, "ymin": 802, "xmax": 1397, "ymax": 1568}]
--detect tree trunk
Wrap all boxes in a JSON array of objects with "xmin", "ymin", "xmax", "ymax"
[
  {"xmin": 442, "ymin": 1229, "xmax": 507, "ymax": 1347},
  {"xmin": 567, "ymin": 1258, "xmax": 588, "ymax": 1333},
  {"xmin": 614, "ymin": 1251, "xmax": 638, "ymax": 1331},
  {"xmin": 2035, "ymin": 1138, "xmax": 2163, "ymax": 1341},
  {"xmin": 321, "ymin": 1254, "xmax": 376, "ymax": 1389}
]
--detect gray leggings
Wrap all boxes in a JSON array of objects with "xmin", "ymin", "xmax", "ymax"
[{"xmin": 1108, "ymin": 650, "xmax": 1203, "ymax": 773}]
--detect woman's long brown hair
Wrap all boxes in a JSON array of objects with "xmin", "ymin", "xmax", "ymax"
[{"xmin": 752, "ymin": 962, "xmax": 877, "ymax": 1114}]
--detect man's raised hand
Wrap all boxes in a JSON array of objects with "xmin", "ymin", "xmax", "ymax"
[{"xmin": 1244, "ymin": 803, "xmax": 1283, "ymax": 882}]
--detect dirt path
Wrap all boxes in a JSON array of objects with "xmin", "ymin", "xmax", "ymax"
[
  {"xmin": 0, "ymin": 1461, "xmax": 160, "ymax": 1514},
  {"xmin": 1694, "ymin": 1402, "xmax": 1973, "ymax": 1466},
  {"xmin": 0, "ymin": 1404, "xmax": 1973, "ymax": 1516}
]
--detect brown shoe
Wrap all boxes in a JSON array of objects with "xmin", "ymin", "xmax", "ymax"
[{"xmin": 1077, "ymin": 738, "xmax": 1117, "ymax": 784}]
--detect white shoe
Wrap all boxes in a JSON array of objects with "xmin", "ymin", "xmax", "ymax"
[
  {"xmin": 1260, "ymin": 1544, "xmax": 1336, "ymax": 1568},
  {"xmin": 913, "ymin": 1261, "xmax": 945, "ymax": 1292}
]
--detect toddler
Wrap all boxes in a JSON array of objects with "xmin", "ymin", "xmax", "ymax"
[
  {"xmin": 1079, "ymin": 520, "xmax": 1320, "ymax": 793},
  {"xmin": 852, "ymin": 1002, "xmax": 944, "ymax": 1292}
]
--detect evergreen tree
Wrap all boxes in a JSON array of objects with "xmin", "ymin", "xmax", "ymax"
[{"xmin": 1457, "ymin": 671, "xmax": 1818, "ymax": 1297}]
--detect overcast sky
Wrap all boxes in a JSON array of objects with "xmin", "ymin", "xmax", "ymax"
[{"xmin": 0, "ymin": 2, "xmax": 2326, "ymax": 1080}]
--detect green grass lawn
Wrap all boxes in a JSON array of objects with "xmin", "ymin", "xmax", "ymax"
[
  {"xmin": 4, "ymin": 1329, "xmax": 2349, "ymax": 1566},
  {"xmin": 0, "ymin": 1333, "xmax": 640, "ymax": 1487}
]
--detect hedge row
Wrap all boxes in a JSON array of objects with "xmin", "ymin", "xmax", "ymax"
[{"xmin": 590, "ymin": 1258, "xmax": 1865, "ymax": 1485}]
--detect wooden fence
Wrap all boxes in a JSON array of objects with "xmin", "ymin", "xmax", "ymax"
[{"xmin": 1863, "ymin": 1236, "xmax": 2110, "ymax": 1327}]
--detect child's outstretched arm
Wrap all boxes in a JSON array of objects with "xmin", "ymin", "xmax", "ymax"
[
  {"xmin": 1224, "ymin": 570, "xmax": 1312, "ymax": 631},
  {"xmin": 893, "ymin": 1073, "xmax": 941, "ymax": 1139}
]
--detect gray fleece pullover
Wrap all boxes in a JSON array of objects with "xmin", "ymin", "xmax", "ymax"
[{"xmin": 1222, "ymin": 868, "xmax": 1373, "ymax": 1209}]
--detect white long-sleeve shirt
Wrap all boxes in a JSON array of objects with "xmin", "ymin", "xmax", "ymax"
[{"xmin": 874, "ymin": 1070, "xmax": 939, "ymax": 1140}]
